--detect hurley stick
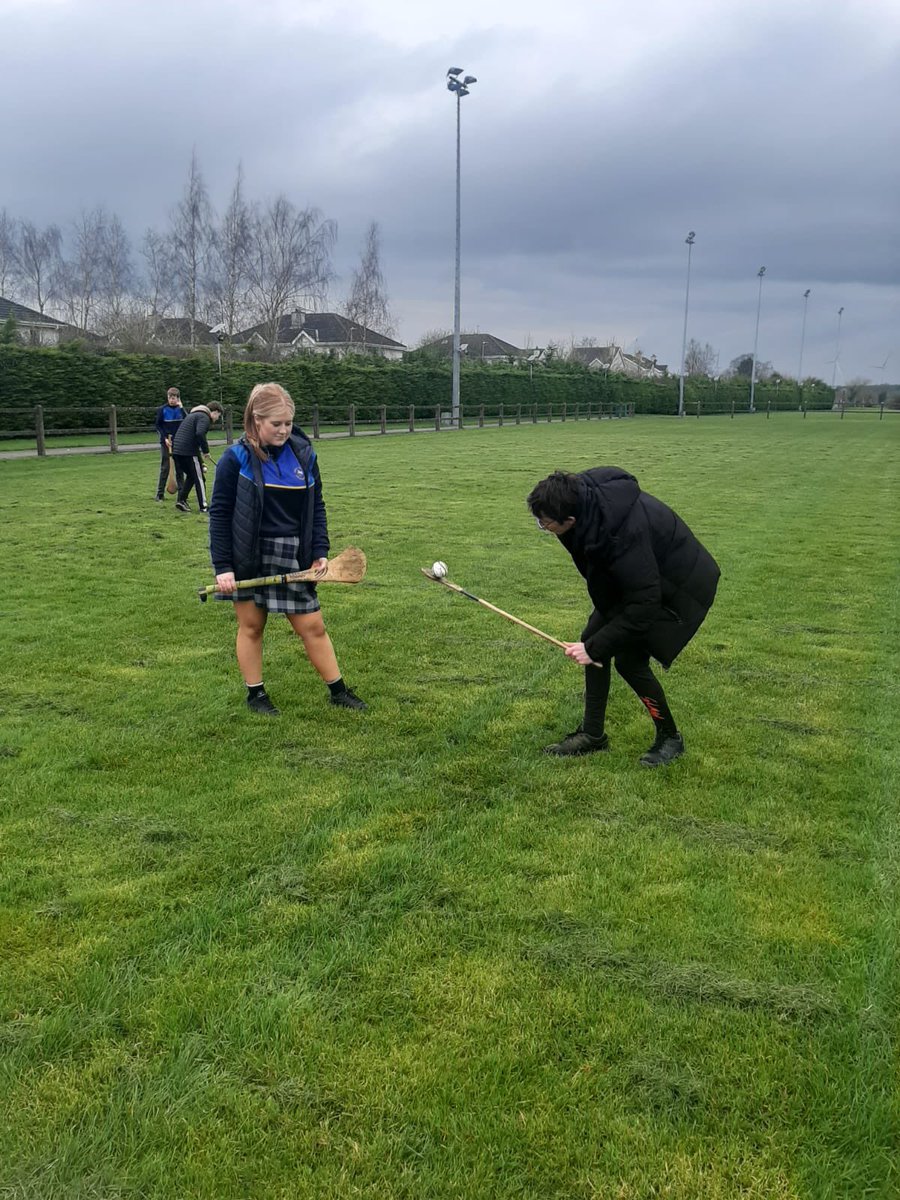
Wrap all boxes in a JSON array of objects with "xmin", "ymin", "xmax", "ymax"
[
  {"xmin": 198, "ymin": 546, "xmax": 366, "ymax": 601},
  {"xmin": 165, "ymin": 440, "xmax": 177, "ymax": 494},
  {"xmin": 421, "ymin": 567, "xmax": 567, "ymax": 649}
]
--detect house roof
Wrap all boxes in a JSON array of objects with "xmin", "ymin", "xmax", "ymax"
[
  {"xmin": 233, "ymin": 310, "xmax": 406, "ymax": 350},
  {"xmin": 570, "ymin": 345, "xmax": 668, "ymax": 374},
  {"xmin": 0, "ymin": 296, "xmax": 74, "ymax": 327},
  {"xmin": 570, "ymin": 346, "xmax": 617, "ymax": 366},
  {"xmin": 419, "ymin": 332, "xmax": 526, "ymax": 358},
  {"xmin": 151, "ymin": 316, "xmax": 215, "ymax": 343}
]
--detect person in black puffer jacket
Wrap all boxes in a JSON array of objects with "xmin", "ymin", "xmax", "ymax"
[
  {"xmin": 208, "ymin": 382, "xmax": 366, "ymax": 717},
  {"xmin": 526, "ymin": 467, "xmax": 719, "ymax": 766}
]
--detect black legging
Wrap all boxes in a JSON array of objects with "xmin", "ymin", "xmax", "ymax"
[
  {"xmin": 175, "ymin": 454, "xmax": 208, "ymax": 511},
  {"xmin": 582, "ymin": 643, "xmax": 677, "ymax": 739}
]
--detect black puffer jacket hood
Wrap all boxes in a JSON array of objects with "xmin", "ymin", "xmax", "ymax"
[
  {"xmin": 571, "ymin": 468, "xmax": 642, "ymax": 558},
  {"xmin": 559, "ymin": 466, "xmax": 720, "ymax": 667}
]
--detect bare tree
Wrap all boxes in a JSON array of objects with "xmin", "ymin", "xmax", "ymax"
[
  {"xmin": 726, "ymin": 353, "xmax": 772, "ymax": 380},
  {"xmin": 209, "ymin": 164, "xmax": 252, "ymax": 335},
  {"xmin": 167, "ymin": 151, "xmax": 214, "ymax": 346},
  {"xmin": 96, "ymin": 212, "xmax": 134, "ymax": 334},
  {"xmin": 17, "ymin": 220, "xmax": 62, "ymax": 313},
  {"xmin": 59, "ymin": 208, "xmax": 108, "ymax": 329},
  {"xmin": 244, "ymin": 196, "xmax": 336, "ymax": 354},
  {"xmin": 683, "ymin": 338, "xmax": 718, "ymax": 377},
  {"xmin": 141, "ymin": 227, "xmax": 176, "ymax": 318},
  {"xmin": 0, "ymin": 209, "xmax": 20, "ymax": 298},
  {"xmin": 343, "ymin": 221, "xmax": 393, "ymax": 353}
]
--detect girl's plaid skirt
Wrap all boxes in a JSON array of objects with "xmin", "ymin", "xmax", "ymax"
[{"xmin": 218, "ymin": 535, "xmax": 320, "ymax": 614}]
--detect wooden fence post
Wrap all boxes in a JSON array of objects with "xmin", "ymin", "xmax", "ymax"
[
  {"xmin": 349, "ymin": 404, "xmax": 356, "ymax": 436},
  {"xmin": 224, "ymin": 407, "xmax": 234, "ymax": 444},
  {"xmin": 880, "ymin": 402, "xmax": 885, "ymax": 421},
  {"xmin": 731, "ymin": 398, "xmax": 735, "ymax": 419},
  {"xmin": 312, "ymin": 405, "xmax": 320, "ymax": 439},
  {"xmin": 408, "ymin": 405, "xmax": 415, "ymax": 432},
  {"xmin": 532, "ymin": 404, "xmax": 538, "ymax": 424},
  {"xmin": 109, "ymin": 405, "xmax": 119, "ymax": 452},
  {"xmin": 35, "ymin": 404, "xmax": 46, "ymax": 456},
  {"xmin": 435, "ymin": 406, "xmax": 441, "ymax": 431},
  {"xmin": 516, "ymin": 405, "xmax": 521, "ymax": 425},
  {"xmin": 478, "ymin": 405, "xmax": 484, "ymax": 428},
  {"xmin": 498, "ymin": 404, "xmax": 504, "ymax": 427},
  {"xmin": 379, "ymin": 405, "xmax": 387, "ymax": 434},
  {"xmin": 696, "ymin": 400, "xmax": 701, "ymax": 419}
]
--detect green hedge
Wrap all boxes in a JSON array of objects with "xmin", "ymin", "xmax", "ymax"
[{"xmin": 0, "ymin": 344, "xmax": 835, "ymax": 434}]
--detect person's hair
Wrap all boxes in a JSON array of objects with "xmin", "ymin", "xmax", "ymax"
[
  {"xmin": 167, "ymin": 387, "xmax": 180, "ymax": 398},
  {"xmin": 526, "ymin": 470, "xmax": 581, "ymax": 523},
  {"xmin": 207, "ymin": 401, "xmax": 224, "ymax": 414},
  {"xmin": 243, "ymin": 382, "xmax": 295, "ymax": 461}
]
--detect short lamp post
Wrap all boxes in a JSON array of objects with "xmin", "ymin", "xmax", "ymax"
[
  {"xmin": 677, "ymin": 231, "xmax": 696, "ymax": 418},
  {"xmin": 749, "ymin": 266, "xmax": 766, "ymax": 412},
  {"xmin": 447, "ymin": 67, "xmax": 477, "ymax": 428}
]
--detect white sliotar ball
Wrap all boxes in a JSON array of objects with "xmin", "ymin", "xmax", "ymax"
[{"xmin": 432, "ymin": 560, "xmax": 448, "ymax": 578}]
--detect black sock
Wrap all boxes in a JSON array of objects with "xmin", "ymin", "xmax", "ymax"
[
  {"xmin": 247, "ymin": 683, "xmax": 266, "ymax": 700},
  {"xmin": 327, "ymin": 677, "xmax": 348, "ymax": 697}
]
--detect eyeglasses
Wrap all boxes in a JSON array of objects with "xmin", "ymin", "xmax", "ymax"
[{"xmin": 534, "ymin": 515, "xmax": 553, "ymax": 531}]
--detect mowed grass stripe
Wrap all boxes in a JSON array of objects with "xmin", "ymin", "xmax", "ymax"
[{"xmin": 0, "ymin": 414, "xmax": 897, "ymax": 1198}]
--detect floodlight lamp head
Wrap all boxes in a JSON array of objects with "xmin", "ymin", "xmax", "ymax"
[
  {"xmin": 838, "ymin": 306, "xmax": 844, "ymax": 316},
  {"xmin": 447, "ymin": 67, "xmax": 463, "ymax": 76},
  {"xmin": 758, "ymin": 266, "xmax": 766, "ymax": 277},
  {"xmin": 803, "ymin": 288, "xmax": 810, "ymax": 298},
  {"xmin": 463, "ymin": 75, "xmax": 477, "ymax": 84},
  {"xmin": 686, "ymin": 231, "xmax": 696, "ymax": 244}
]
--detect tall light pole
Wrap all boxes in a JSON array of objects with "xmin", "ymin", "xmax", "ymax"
[
  {"xmin": 447, "ymin": 67, "xmax": 477, "ymax": 428},
  {"xmin": 831, "ymin": 306, "xmax": 844, "ymax": 388},
  {"xmin": 677, "ymin": 231, "xmax": 696, "ymax": 418},
  {"xmin": 749, "ymin": 266, "xmax": 766, "ymax": 412},
  {"xmin": 797, "ymin": 288, "xmax": 810, "ymax": 410}
]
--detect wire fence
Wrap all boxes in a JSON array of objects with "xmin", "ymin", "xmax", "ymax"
[{"xmin": 0, "ymin": 400, "xmax": 636, "ymax": 455}]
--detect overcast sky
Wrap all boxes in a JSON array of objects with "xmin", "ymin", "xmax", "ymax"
[{"xmin": 2, "ymin": 0, "xmax": 898, "ymax": 382}]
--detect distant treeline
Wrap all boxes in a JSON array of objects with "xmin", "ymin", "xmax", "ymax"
[{"xmin": 0, "ymin": 344, "xmax": 836, "ymax": 434}]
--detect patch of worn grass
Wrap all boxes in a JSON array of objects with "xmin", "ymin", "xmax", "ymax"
[{"xmin": 0, "ymin": 414, "xmax": 897, "ymax": 1198}]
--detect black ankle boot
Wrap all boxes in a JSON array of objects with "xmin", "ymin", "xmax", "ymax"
[
  {"xmin": 640, "ymin": 731, "xmax": 684, "ymax": 767},
  {"xmin": 544, "ymin": 730, "xmax": 610, "ymax": 757}
]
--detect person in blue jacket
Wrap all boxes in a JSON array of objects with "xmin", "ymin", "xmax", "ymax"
[
  {"xmin": 153, "ymin": 386, "xmax": 186, "ymax": 501},
  {"xmin": 208, "ymin": 381, "xmax": 367, "ymax": 717}
]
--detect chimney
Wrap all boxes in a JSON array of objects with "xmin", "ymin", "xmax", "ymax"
[{"xmin": 291, "ymin": 309, "xmax": 305, "ymax": 330}]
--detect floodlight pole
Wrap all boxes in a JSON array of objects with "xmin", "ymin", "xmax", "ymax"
[
  {"xmin": 749, "ymin": 266, "xmax": 766, "ymax": 412},
  {"xmin": 797, "ymin": 289, "xmax": 810, "ymax": 409},
  {"xmin": 677, "ymin": 231, "xmax": 696, "ymax": 417},
  {"xmin": 447, "ymin": 68, "xmax": 476, "ymax": 428},
  {"xmin": 831, "ymin": 306, "xmax": 844, "ymax": 388}
]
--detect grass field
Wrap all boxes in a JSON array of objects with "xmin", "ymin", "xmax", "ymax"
[{"xmin": 1, "ymin": 415, "xmax": 897, "ymax": 1199}]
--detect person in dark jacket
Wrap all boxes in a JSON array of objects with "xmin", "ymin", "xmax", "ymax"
[
  {"xmin": 526, "ymin": 468, "xmax": 719, "ymax": 766},
  {"xmin": 172, "ymin": 403, "xmax": 223, "ymax": 513},
  {"xmin": 208, "ymin": 381, "xmax": 366, "ymax": 716},
  {"xmin": 153, "ymin": 386, "xmax": 186, "ymax": 501}
]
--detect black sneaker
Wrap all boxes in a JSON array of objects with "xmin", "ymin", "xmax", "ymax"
[
  {"xmin": 330, "ymin": 688, "xmax": 368, "ymax": 711},
  {"xmin": 154, "ymin": 495, "xmax": 164, "ymax": 502},
  {"xmin": 175, "ymin": 500, "xmax": 190, "ymax": 513},
  {"xmin": 544, "ymin": 730, "xmax": 610, "ymax": 757},
  {"xmin": 247, "ymin": 691, "xmax": 280, "ymax": 716},
  {"xmin": 640, "ymin": 732, "xmax": 685, "ymax": 768}
]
